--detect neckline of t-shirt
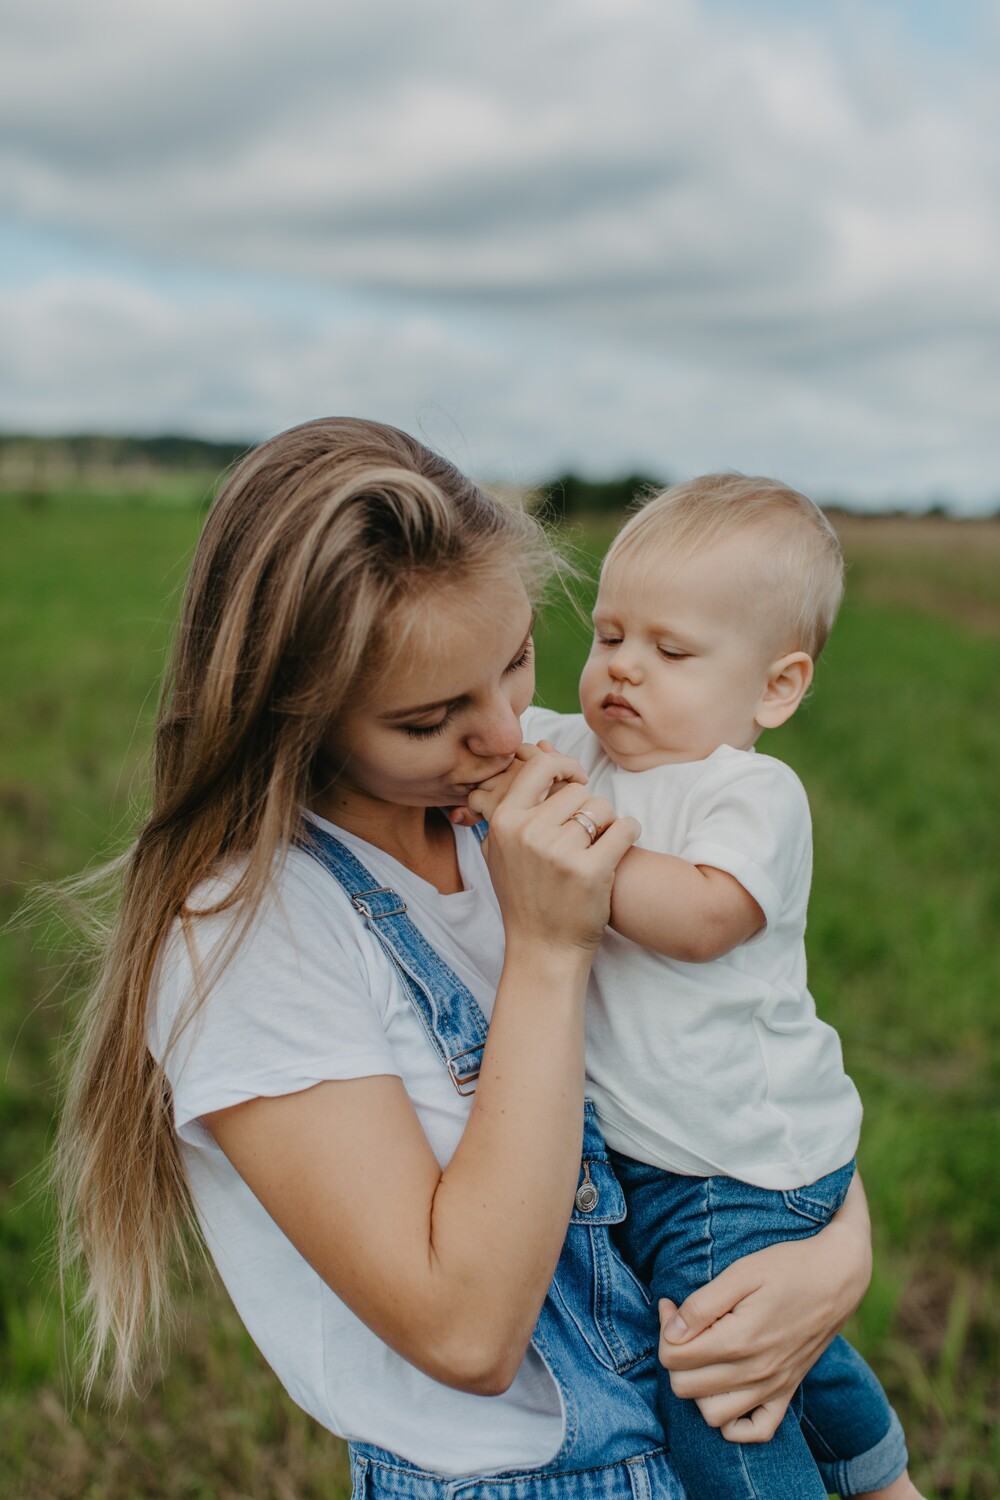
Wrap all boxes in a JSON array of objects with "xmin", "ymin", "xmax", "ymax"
[
  {"xmin": 301, "ymin": 809, "xmax": 481, "ymax": 908},
  {"xmin": 608, "ymin": 742, "xmax": 753, "ymax": 777}
]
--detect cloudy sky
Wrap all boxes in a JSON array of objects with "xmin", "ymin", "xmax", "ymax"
[{"xmin": 2, "ymin": 0, "xmax": 998, "ymax": 509}]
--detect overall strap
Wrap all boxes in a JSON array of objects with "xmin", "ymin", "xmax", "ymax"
[{"xmin": 299, "ymin": 821, "xmax": 491, "ymax": 1095}]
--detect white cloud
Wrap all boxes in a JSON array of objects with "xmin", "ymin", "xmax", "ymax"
[
  {"xmin": 3, "ymin": 271, "xmax": 995, "ymax": 509},
  {"xmin": 1, "ymin": 0, "xmax": 998, "ymax": 505}
]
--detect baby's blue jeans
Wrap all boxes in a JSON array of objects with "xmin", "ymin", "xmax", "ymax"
[{"xmin": 611, "ymin": 1155, "xmax": 908, "ymax": 1499}]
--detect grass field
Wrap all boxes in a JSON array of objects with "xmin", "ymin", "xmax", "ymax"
[{"xmin": 1, "ymin": 496, "xmax": 997, "ymax": 1498}]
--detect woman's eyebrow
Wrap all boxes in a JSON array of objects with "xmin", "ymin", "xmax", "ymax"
[
  {"xmin": 381, "ymin": 616, "xmax": 535, "ymax": 722},
  {"xmin": 381, "ymin": 696, "xmax": 456, "ymax": 722}
]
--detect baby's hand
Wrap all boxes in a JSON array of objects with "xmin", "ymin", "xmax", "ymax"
[
  {"xmin": 445, "ymin": 742, "xmax": 585, "ymax": 828},
  {"xmin": 470, "ymin": 743, "xmax": 586, "ymax": 823}
]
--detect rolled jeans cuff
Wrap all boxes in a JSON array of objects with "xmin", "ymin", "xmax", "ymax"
[{"xmin": 816, "ymin": 1406, "xmax": 908, "ymax": 1497}]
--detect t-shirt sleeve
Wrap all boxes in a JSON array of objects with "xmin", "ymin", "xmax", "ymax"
[
  {"xmin": 148, "ymin": 851, "xmax": 401, "ymax": 1144},
  {"xmin": 679, "ymin": 756, "xmax": 812, "ymax": 931},
  {"xmin": 520, "ymin": 707, "xmax": 606, "ymax": 774},
  {"xmin": 520, "ymin": 705, "xmax": 579, "ymax": 747}
]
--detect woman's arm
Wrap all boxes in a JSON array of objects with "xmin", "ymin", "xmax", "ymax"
[
  {"xmin": 206, "ymin": 752, "xmax": 640, "ymax": 1397},
  {"xmin": 657, "ymin": 1173, "xmax": 872, "ymax": 1440}
]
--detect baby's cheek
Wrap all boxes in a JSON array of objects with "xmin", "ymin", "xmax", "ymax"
[
  {"xmin": 578, "ymin": 674, "xmax": 603, "ymax": 737},
  {"xmin": 579, "ymin": 654, "xmax": 600, "ymax": 704}
]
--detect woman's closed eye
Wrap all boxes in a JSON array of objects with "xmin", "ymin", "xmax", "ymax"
[
  {"xmin": 401, "ymin": 714, "xmax": 454, "ymax": 740},
  {"xmin": 399, "ymin": 641, "xmax": 532, "ymax": 739},
  {"xmin": 505, "ymin": 642, "xmax": 533, "ymax": 674}
]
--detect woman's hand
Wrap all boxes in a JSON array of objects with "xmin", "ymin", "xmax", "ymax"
[
  {"xmin": 467, "ymin": 746, "xmax": 641, "ymax": 960},
  {"xmin": 657, "ymin": 1175, "xmax": 873, "ymax": 1441}
]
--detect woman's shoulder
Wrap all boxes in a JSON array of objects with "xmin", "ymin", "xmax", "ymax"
[
  {"xmin": 166, "ymin": 844, "xmax": 371, "ymax": 989},
  {"xmin": 149, "ymin": 844, "xmax": 397, "ymax": 1120}
]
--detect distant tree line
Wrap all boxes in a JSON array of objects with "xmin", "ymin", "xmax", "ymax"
[
  {"xmin": 536, "ymin": 472, "xmax": 666, "ymax": 519},
  {"xmin": 0, "ymin": 438, "xmax": 667, "ymax": 517},
  {"xmin": 0, "ymin": 433, "xmax": 250, "ymax": 472},
  {"xmin": 0, "ymin": 436, "xmax": 993, "ymax": 518}
]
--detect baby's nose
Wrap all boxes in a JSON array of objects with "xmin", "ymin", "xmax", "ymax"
[{"xmin": 608, "ymin": 645, "xmax": 642, "ymax": 682}]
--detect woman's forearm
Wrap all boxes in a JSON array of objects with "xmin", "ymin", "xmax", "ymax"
[
  {"xmin": 205, "ymin": 939, "xmax": 593, "ymax": 1395},
  {"xmin": 423, "ymin": 943, "xmax": 592, "ymax": 1388}
]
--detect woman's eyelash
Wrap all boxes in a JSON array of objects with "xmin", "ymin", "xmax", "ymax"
[
  {"xmin": 505, "ymin": 643, "xmax": 533, "ymax": 673},
  {"xmin": 401, "ymin": 642, "xmax": 531, "ymax": 737},
  {"xmin": 402, "ymin": 714, "xmax": 454, "ymax": 740}
]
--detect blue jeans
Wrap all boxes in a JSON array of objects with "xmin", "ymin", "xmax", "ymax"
[
  {"xmin": 350, "ymin": 1445, "xmax": 683, "ymax": 1500},
  {"xmin": 611, "ymin": 1155, "xmax": 908, "ymax": 1499}
]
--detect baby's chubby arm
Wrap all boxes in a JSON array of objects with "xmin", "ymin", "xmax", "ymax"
[
  {"xmin": 608, "ymin": 849, "xmax": 763, "ymax": 963},
  {"xmin": 471, "ymin": 743, "xmax": 762, "ymax": 963}
]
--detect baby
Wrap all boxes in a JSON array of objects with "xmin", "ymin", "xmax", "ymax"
[{"xmin": 521, "ymin": 477, "xmax": 918, "ymax": 1500}]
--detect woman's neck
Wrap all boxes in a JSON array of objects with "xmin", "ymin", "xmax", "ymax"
[{"xmin": 308, "ymin": 791, "xmax": 464, "ymax": 894}]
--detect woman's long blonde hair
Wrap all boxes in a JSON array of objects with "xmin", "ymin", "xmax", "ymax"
[{"xmin": 54, "ymin": 417, "xmax": 555, "ymax": 1401}]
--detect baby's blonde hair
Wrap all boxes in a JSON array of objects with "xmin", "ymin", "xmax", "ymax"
[{"xmin": 607, "ymin": 474, "xmax": 844, "ymax": 660}]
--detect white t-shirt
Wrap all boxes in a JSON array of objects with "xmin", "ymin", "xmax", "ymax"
[
  {"xmin": 147, "ymin": 815, "xmax": 563, "ymax": 1476},
  {"xmin": 523, "ymin": 708, "xmax": 862, "ymax": 1191}
]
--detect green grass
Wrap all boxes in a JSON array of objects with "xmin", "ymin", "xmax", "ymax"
[{"xmin": 1, "ymin": 498, "xmax": 997, "ymax": 1496}]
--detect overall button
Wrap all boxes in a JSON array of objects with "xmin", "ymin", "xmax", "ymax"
[{"xmin": 575, "ymin": 1162, "xmax": 600, "ymax": 1213}]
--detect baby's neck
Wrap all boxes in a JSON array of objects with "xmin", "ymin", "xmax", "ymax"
[{"xmin": 606, "ymin": 734, "xmax": 760, "ymax": 774}]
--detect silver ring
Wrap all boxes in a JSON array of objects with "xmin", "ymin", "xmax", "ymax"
[{"xmin": 571, "ymin": 810, "xmax": 600, "ymax": 845}]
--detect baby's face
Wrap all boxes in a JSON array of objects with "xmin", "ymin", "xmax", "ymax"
[{"xmin": 579, "ymin": 531, "xmax": 780, "ymax": 771}]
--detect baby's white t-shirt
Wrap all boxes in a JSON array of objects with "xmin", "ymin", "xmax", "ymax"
[
  {"xmin": 523, "ymin": 708, "xmax": 862, "ymax": 1190},
  {"xmin": 147, "ymin": 815, "xmax": 568, "ymax": 1476}
]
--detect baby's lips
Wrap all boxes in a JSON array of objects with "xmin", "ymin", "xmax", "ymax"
[{"xmin": 602, "ymin": 694, "xmax": 640, "ymax": 718}]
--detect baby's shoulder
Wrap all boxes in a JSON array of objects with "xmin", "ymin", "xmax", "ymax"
[
  {"xmin": 520, "ymin": 706, "xmax": 604, "ymax": 766},
  {"xmin": 694, "ymin": 746, "xmax": 810, "ymax": 819}
]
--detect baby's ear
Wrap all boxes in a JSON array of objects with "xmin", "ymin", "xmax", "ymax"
[{"xmin": 754, "ymin": 652, "xmax": 813, "ymax": 730}]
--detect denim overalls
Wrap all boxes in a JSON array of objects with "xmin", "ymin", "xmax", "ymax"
[{"xmin": 301, "ymin": 824, "xmax": 686, "ymax": 1500}]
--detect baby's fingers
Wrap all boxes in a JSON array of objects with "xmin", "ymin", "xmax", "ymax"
[
  {"xmin": 445, "ymin": 806, "xmax": 482, "ymax": 827},
  {"xmin": 471, "ymin": 749, "xmax": 587, "ymax": 817},
  {"xmin": 467, "ymin": 763, "xmax": 523, "ymax": 821}
]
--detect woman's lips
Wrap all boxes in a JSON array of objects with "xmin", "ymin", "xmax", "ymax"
[{"xmin": 602, "ymin": 695, "xmax": 640, "ymax": 720}]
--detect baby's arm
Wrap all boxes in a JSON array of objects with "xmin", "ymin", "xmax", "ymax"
[
  {"xmin": 502, "ymin": 738, "xmax": 765, "ymax": 962},
  {"xmin": 481, "ymin": 738, "xmax": 765, "ymax": 961},
  {"xmin": 609, "ymin": 849, "xmax": 764, "ymax": 962}
]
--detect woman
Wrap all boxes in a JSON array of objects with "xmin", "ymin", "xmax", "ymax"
[{"xmin": 57, "ymin": 417, "xmax": 873, "ymax": 1497}]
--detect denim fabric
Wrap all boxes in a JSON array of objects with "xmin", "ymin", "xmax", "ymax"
[
  {"xmin": 802, "ymin": 1341, "xmax": 909, "ymax": 1497},
  {"xmin": 301, "ymin": 826, "xmax": 680, "ymax": 1495},
  {"xmin": 611, "ymin": 1154, "xmax": 908, "ymax": 1498},
  {"xmin": 349, "ymin": 1444, "xmax": 683, "ymax": 1500}
]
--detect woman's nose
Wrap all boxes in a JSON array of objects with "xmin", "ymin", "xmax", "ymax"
[{"xmin": 466, "ymin": 699, "xmax": 523, "ymax": 759}]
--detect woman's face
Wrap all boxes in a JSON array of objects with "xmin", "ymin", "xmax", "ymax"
[{"xmin": 328, "ymin": 573, "xmax": 535, "ymax": 811}]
